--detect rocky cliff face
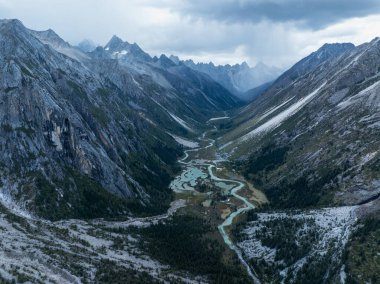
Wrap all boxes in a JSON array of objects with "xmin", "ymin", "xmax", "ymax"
[
  {"xmin": 220, "ymin": 38, "xmax": 380, "ymax": 208},
  {"xmin": 0, "ymin": 19, "xmax": 240, "ymax": 220}
]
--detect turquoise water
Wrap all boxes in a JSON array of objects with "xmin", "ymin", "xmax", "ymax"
[
  {"xmin": 169, "ymin": 134, "xmax": 260, "ymax": 283},
  {"xmin": 169, "ymin": 166, "xmax": 208, "ymax": 192}
]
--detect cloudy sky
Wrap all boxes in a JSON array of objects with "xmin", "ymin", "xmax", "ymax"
[{"xmin": 1, "ymin": 0, "xmax": 380, "ymax": 68}]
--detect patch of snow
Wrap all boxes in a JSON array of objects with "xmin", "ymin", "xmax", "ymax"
[
  {"xmin": 256, "ymin": 96, "xmax": 294, "ymax": 123},
  {"xmin": 51, "ymin": 128, "xmax": 63, "ymax": 151},
  {"xmin": 113, "ymin": 50, "xmax": 129, "ymax": 58},
  {"xmin": 208, "ymin": 116, "xmax": 230, "ymax": 122},
  {"xmin": 128, "ymin": 101, "xmax": 145, "ymax": 111},
  {"xmin": 360, "ymin": 151, "xmax": 378, "ymax": 166},
  {"xmin": 0, "ymin": 191, "xmax": 32, "ymax": 219},
  {"xmin": 340, "ymin": 265, "xmax": 347, "ymax": 284},
  {"xmin": 241, "ymin": 82, "xmax": 326, "ymax": 141},
  {"xmin": 151, "ymin": 99, "xmax": 194, "ymax": 132},
  {"xmin": 219, "ymin": 141, "xmax": 233, "ymax": 150},
  {"xmin": 131, "ymin": 76, "xmax": 143, "ymax": 91},
  {"xmin": 168, "ymin": 133, "xmax": 199, "ymax": 148},
  {"xmin": 168, "ymin": 112, "xmax": 194, "ymax": 132},
  {"xmin": 337, "ymin": 80, "xmax": 380, "ymax": 109}
]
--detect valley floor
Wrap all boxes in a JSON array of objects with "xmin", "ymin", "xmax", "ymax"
[{"xmin": 0, "ymin": 122, "xmax": 378, "ymax": 284}]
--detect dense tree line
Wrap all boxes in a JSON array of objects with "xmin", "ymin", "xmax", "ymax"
[
  {"xmin": 344, "ymin": 216, "xmax": 380, "ymax": 284},
  {"xmin": 242, "ymin": 143, "xmax": 289, "ymax": 178},
  {"xmin": 259, "ymin": 165, "xmax": 342, "ymax": 209},
  {"xmin": 233, "ymin": 141, "xmax": 345, "ymax": 209},
  {"xmin": 95, "ymin": 260, "xmax": 161, "ymax": 284},
  {"xmin": 136, "ymin": 215, "xmax": 251, "ymax": 283}
]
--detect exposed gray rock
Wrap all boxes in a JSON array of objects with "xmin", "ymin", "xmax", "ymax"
[{"xmin": 0, "ymin": 19, "xmax": 240, "ymax": 219}]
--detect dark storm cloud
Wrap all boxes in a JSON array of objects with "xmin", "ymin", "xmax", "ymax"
[
  {"xmin": 1, "ymin": 0, "xmax": 380, "ymax": 68},
  {"xmin": 169, "ymin": 0, "xmax": 380, "ymax": 29}
]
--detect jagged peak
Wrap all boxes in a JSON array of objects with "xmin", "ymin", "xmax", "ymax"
[
  {"xmin": 34, "ymin": 28, "xmax": 62, "ymax": 40},
  {"xmin": 105, "ymin": 35, "xmax": 125, "ymax": 50},
  {"xmin": 0, "ymin": 19, "xmax": 29, "ymax": 36},
  {"xmin": 370, "ymin": 37, "xmax": 380, "ymax": 44},
  {"xmin": 316, "ymin": 42, "xmax": 355, "ymax": 54},
  {"xmin": 158, "ymin": 54, "xmax": 177, "ymax": 67},
  {"xmin": 29, "ymin": 28, "xmax": 71, "ymax": 49},
  {"xmin": 298, "ymin": 42, "xmax": 355, "ymax": 64},
  {"xmin": 184, "ymin": 59, "xmax": 196, "ymax": 66},
  {"xmin": 0, "ymin": 18, "xmax": 24, "ymax": 28},
  {"xmin": 241, "ymin": 61, "xmax": 250, "ymax": 69},
  {"xmin": 169, "ymin": 55, "xmax": 180, "ymax": 64}
]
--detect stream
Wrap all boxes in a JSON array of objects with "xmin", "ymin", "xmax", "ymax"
[{"xmin": 170, "ymin": 130, "xmax": 261, "ymax": 284}]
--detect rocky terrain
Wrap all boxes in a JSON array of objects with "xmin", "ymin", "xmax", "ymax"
[
  {"xmin": 0, "ymin": 198, "xmax": 206, "ymax": 283},
  {"xmin": 0, "ymin": 19, "xmax": 240, "ymax": 220},
  {"xmin": 1, "ymin": 17, "xmax": 380, "ymax": 284},
  {"xmin": 216, "ymin": 38, "xmax": 380, "ymax": 283},
  {"xmin": 219, "ymin": 38, "xmax": 380, "ymax": 208}
]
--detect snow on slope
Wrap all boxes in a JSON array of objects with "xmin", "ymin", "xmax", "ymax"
[
  {"xmin": 237, "ymin": 206, "xmax": 357, "ymax": 281},
  {"xmin": 241, "ymin": 82, "xmax": 326, "ymax": 141},
  {"xmin": 168, "ymin": 112, "xmax": 194, "ymax": 132},
  {"xmin": 256, "ymin": 97, "xmax": 294, "ymax": 123},
  {"xmin": 169, "ymin": 133, "xmax": 199, "ymax": 148},
  {"xmin": 151, "ymin": 98, "xmax": 195, "ymax": 132},
  {"xmin": 208, "ymin": 116, "xmax": 230, "ymax": 122},
  {"xmin": 337, "ymin": 80, "xmax": 380, "ymax": 109}
]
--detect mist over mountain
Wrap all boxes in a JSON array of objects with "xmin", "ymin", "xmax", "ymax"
[
  {"xmin": 77, "ymin": 39, "xmax": 97, "ymax": 52},
  {"xmin": 174, "ymin": 56, "xmax": 283, "ymax": 97}
]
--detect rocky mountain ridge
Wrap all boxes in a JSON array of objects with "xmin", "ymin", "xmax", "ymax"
[
  {"xmin": 0, "ymin": 19, "xmax": 240, "ymax": 220},
  {"xmin": 180, "ymin": 58, "xmax": 282, "ymax": 96},
  {"xmin": 219, "ymin": 37, "xmax": 380, "ymax": 208}
]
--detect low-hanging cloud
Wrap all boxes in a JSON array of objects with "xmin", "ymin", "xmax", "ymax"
[
  {"xmin": 0, "ymin": 0, "xmax": 380, "ymax": 68},
  {"xmin": 163, "ymin": 0, "xmax": 380, "ymax": 30}
]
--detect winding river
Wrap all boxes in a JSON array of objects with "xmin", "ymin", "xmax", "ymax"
[{"xmin": 170, "ymin": 130, "xmax": 261, "ymax": 284}]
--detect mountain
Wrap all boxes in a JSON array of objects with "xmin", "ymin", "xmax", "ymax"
[
  {"xmin": 215, "ymin": 38, "xmax": 380, "ymax": 284},
  {"xmin": 103, "ymin": 35, "xmax": 153, "ymax": 62},
  {"xmin": 2, "ymin": 17, "xmax": 380, "ymax": 284},
  {"xmin": 239, "ymin": 80, "xmax": 273, "ymax": 102},
  {"xmin": 0, "ymin": 19, "xmax": 240, "ymax": 220},
  {"xmin": 182, "ymin": 59, "xmax": 283, "ymax": 96},
  {"xmin": 77, "ymin": 39, "xmax": 97, "ymax": 52},
  {"xmin": 219, "ymin": 38, "xmax": 380, "ymax": 208}
]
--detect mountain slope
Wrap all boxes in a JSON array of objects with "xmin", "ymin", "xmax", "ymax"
[
  {"xmin": 0, "ymin": 19, "xmax": 239, "ymax": 220},
  {"xmin": 220, "ymin": 38, "xmax": 380, "ymax": 208},
  {"xmin": 89, "ymin": 38, "xmax": 242, "ymax": 125}
]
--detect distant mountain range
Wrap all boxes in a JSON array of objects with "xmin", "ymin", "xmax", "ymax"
[
  {"xmin": 179, "ymin": 58, "xmax": 282, "ymax": 96},
  {"xmin": 75, "ymin": 38, "xmax": 283, "ymax": 100}
]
